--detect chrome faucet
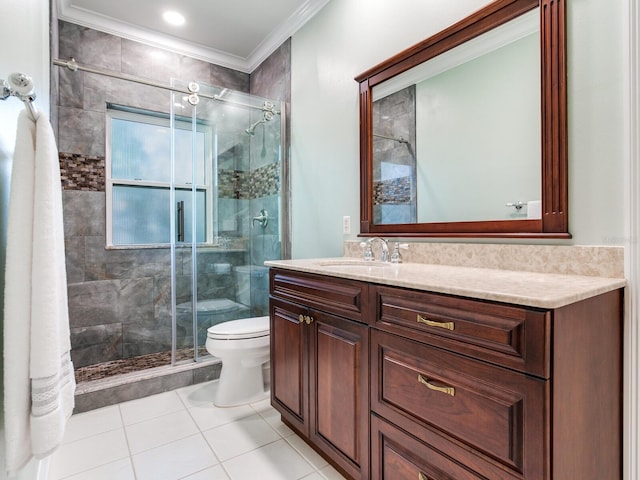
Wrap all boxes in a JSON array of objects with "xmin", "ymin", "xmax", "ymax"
[{"xmin": 364, "ymin": 237, "xmax": 389, "ymax": 262}]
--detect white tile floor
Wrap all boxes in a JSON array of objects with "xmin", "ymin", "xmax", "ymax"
[{"xmin": 48, "ymin": 381, "xmax": 348, "ymax": 480}]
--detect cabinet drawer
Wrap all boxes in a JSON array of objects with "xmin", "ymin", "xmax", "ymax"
[
  {"xmin": 371, "ymin": 415, "xmax": 518, "ymax": 480},
  {"xmin": 371, "ymin": 330, "xmax": 547, "ymax": 479},
  {"xmin": 270, "ymin": 269, "xmax": 368, "ymax": 323},
  {"xmin": 371, "ymin": 285, "xmax": 550, "ymax": 377}
]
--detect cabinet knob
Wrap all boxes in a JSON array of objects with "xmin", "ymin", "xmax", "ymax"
[
  {"xmin": 298, "ymin": 314, "xmax": 305, "ymax": 324},
  {"xmin": 305, "ymin": 315, "xmax": 314, "ymax": 324},
  {"xmin": 417, "ymin": 314, "xmax": 454, "ymax": 331},
  {"xmin": 417, "ymin": 374, "xmax": 455, "ymax": 397},
  {"xmin": 418, "ymin": 473, "xmax": 430, "ymax": 480}
]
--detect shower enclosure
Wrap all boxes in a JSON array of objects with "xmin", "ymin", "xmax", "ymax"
[{"xmin": 73, "ymin": 78, "xmax": 285, "ymax": 382}]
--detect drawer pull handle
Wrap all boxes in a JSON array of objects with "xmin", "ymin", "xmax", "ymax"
[
  {"xmin": 418, "ymin": 374, "xmax": 455, "ymax": 397},
  {"xmin": 418, "ymin": 473, "xmax": 430, "ymax": 480},
  {"xmin": 417, "ymin": 314, "xmax": 454, "ymax": 331}
]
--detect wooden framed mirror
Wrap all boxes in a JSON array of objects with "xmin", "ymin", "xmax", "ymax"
[{"xmin": 356, "ymin": 0, "xmax": 568, "ymax": 238}]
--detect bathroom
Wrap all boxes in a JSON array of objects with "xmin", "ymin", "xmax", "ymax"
[{"xmin": 0, "ymin": 0, "xmax": 638, "ymax": 479}]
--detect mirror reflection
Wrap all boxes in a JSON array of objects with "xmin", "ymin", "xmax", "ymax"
[{"xmin": 371, "ymin": 9, "xmax": 541, "ymax": 225}]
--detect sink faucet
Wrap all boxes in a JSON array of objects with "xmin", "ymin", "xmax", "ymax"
[{"xmin": 364, "ymin": 237, "xmax": 389, "ymax": 262}]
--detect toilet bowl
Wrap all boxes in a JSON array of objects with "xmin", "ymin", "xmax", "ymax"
[{"xmin": 205, "ymin": 315, "xmax": 270, "ymax": 407}]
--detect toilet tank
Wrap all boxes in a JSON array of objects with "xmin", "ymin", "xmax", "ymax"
[{"xmin": 234, "ymin": 265, "xmax": 269, "ymax": 307}]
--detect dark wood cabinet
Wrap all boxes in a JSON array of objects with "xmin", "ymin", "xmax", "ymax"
[
  {"xmin": 269, "ymin": 267, "xmax": 623, "ymax": 480},
  {"xmin": 370, "ymin": 285, "xmax": 623, "ymax": 480},
  {"xmin": 270, "ymin": 270, "xmax": 369, "ymax": 480}
]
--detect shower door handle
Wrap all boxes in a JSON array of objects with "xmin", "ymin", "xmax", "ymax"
[{"xmin": 177, "ymin": 201, "xmax": 185, "ymax": 242}]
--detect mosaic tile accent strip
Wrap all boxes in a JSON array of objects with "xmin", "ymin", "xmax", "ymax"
[
  {"xmin": 59, "ymin": 153, "xmax": 280, "ymax": 198},
  {"xmin": 218, "ymin": 169, "xmax": 249, "ymax": 199},
  {"xmin": 59, "ymin": 152, "xmax": 106, "ymax": 191},
  {"xmin": 218, "ymin": 161, "xmax": 280, "ymax": 199},
  {"xmin": 251, "ymin": 162, "xmax": 280, "ymax": 198},
  {"xmin": 373, "ymin": 176, "xmax": 412, "ymax": 204},
  {"xmin": 74, "ymin": 347, "xmax": 208, "ymax": 383}
]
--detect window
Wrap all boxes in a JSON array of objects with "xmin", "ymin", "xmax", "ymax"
[{"xmin": 106, "ymin": 107, "xmax": 214, "ymax": 246}]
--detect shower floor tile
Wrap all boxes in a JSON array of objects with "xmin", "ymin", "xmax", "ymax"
[
  {"xmin": 74, "ymin": 347, "xmax": 207, "ymax": 383},
  {"xmin": 49, "ymin": 380, "xmax": 348, "ymax": 480}
]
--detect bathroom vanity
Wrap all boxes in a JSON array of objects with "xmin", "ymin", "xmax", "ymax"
[{"xmin": 267, "ymin": 258, "xmax": 624, "ymax": 480}]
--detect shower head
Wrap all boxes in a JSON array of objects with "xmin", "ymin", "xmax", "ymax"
[{"xmin": 245, "ymin": 119, "xmax": 265, "ymax": 136}]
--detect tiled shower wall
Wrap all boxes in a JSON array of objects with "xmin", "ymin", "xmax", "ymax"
[{"xmin": 55, "ymin": 21, "xmax": 291, "ymax": 369}]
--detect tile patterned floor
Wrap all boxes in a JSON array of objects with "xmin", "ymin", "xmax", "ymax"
[{"xmin": 48, "ymin": 381, "xmax": 347, "ymax": 480}]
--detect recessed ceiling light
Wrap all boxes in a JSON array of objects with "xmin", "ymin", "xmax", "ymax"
[{"xmin": 163, "ymin": 10, "xmax": 185, "ymax": 26}]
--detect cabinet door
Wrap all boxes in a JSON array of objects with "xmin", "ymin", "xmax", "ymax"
[
  {"xmin": 270, "ymin": 298, "xmax": 309, "ymax": 435},
  {"xmin": 309, "ymin": 310, "xmax": 369, "ymax": 480}
]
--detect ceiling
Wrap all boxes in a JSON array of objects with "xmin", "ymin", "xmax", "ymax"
[{"xmin": 57, "ymin": 0, "xmax": 331, "ymax": 73}]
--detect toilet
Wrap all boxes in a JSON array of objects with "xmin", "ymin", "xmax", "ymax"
[
  {"xmin": 206, "ymin": 315, "xmax": 270, "ymax": 407},
  {"xmin": 204, "ymin": 265, "xmax": 271, "ymax": 406},
  {"xmin": 177, "ymin": 265, "xmax": 271, "ymax": 406}
]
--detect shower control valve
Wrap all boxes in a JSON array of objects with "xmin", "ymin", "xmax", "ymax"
[{"xmin": 252, "ymin": 209, "xmax": 269, "ymax": 229}]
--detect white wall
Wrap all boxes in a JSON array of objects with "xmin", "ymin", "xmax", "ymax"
[
  {"xmin": 291, "ymin": 0, "xmax": 627, "ymax": 258},
  {"xmin": 0, "ymin": 0, "xmax": 50, "ymax": 478},
  {"xmin": 568, "ymin": 0, "xmax": 626, "ymax": 245}
]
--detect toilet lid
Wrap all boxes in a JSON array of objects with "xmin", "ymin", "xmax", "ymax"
[{"xmin": 207, "ymin": 316, "xmax": 270, "ymax": 340}]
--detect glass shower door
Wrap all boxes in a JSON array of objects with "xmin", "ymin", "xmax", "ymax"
[
  {"xmin": 169, "ymin": 89, "xmax": 202, "ymax": 363},
  {"xmin": 170, "ymin": 80, "xmax": 284, "ymax": 364}
]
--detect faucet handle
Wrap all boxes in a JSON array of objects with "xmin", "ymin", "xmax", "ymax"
[
  {"xmin": 360, "ymin": 241, "xmax": 375, "ymax": 262},
  {"xmin": 390, "ymin": 243, "xmax": 409, "ymax": 263}
]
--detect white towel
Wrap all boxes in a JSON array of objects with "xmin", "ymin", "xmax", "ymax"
[{"xmin": 4, "ymin": 110, "xmax": 75, "ymax": 476}]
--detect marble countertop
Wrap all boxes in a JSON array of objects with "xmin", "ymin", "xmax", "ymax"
[{"xmin": 264, "ymin": 258, "xmax": 626, "ymax": 309}]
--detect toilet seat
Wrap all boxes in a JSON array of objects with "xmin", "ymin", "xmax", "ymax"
[{"xmin": 207, "ymin": 315, "xmax": 270, "ymax": 340}]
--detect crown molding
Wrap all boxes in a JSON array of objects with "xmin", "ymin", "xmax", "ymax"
[
  {"xmin": 57, "ymin": 0, "xmax": 330, "ymax": 73},
  {"xmin": 245, "ymin": 0, "xmax": 330, "ymax": 72}
]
